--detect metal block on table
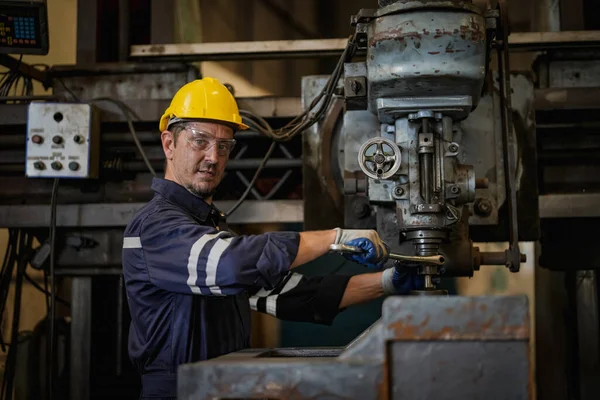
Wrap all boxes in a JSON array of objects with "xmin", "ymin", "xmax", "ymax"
[
  {"xmin": 177, "ymin": 296, "xmax": 530, "ymax": 400},
  {"xmin": 382, "ymin": 296, "xmax": 530, "ymax": 400}
]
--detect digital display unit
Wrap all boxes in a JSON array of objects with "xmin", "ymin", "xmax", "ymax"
[{"xmin": 0, "ymin": 0, "xmax": 48, "ymax": 55}]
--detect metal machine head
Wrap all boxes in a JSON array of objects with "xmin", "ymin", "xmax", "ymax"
[{"xmin": 304, "ymin": 0, "xmax": 526, "ymax": 294}]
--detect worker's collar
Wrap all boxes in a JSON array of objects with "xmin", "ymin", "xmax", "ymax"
[{"xmin": 151, "ymin": 177, "xmax": 224, "ymax": 222}]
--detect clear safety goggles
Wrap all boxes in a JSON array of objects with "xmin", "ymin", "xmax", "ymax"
[{"xmin": 183, "ymin": 127, "xmax": 236, "ymax": 156}]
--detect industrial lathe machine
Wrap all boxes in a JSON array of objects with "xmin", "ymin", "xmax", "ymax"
[{"xmin": 177, "ymin": 1, "xmax": 535, "ymax": 399}]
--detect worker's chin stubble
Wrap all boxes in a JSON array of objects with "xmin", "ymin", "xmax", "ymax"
[{"xmin": 185, "ymin": 182, "xmax": 216, "ymax": 199}]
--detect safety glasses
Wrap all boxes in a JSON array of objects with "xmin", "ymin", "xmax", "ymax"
[{"xmin": 183, "ymin": 127, "xmax": 236, "ymax": 156}]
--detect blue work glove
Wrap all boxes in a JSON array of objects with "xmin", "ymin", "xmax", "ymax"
[
  {"xmin": 381, "ymin": 266, "xmax": 424, "ymax": 295},
  {"xmin": 334, "ymin": 228, "xmax": 389, "ymax": 269}
]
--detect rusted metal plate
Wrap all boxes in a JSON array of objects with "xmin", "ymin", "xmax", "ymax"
[
  {"xmin": 383, "ymin": 295, "xmax": 530, "ymax": 340},
  {"xmin": 388, "ymin": 341, "xmax": 530, "ymax": 399},
  {"xmin": 178, "ymin": 355, "xmax": 383, "ymax": 400}
]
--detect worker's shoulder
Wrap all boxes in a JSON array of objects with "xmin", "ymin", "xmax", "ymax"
[{"xmin": 124, "ymin": 196, "xmax": 192, "ymax": 235}]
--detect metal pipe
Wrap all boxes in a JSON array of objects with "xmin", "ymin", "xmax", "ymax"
[
  {"xmin": 116, "ymin": 276, "xmax": 124, "ymax": 376},
  {"xmin": 118, "ymin": 0, "xmax": 130, "ymax": 62},
  {"xmin": 421, "ymin": 153, "xmax": 432, "ymax": 203},
  {"xmin": 479, "ymin": 251, "xmax": 527, "ymax": 265},
  {"xmin": 121, "ymin": 159, "xmax": 301, "ymax": 171},
  {"xmin": 0, "ymin": 95, "xmax": 58, "ymax": 102},
  {"xmin": 227, "ymin": 159, "xmax": 302, "ymax": 170},
  {"xmin": 0, "ymin": 158, "xmax": 302, "ymax": 174},
  {"xmin": 55, "ymin": 268, "xmax": 122, "ymax": 276},
  {"xmin": 575, "ymin": 270, "xmax": 600, "ymax": 400},
  {"xmin": 434, "ymin": 132, "xmax": 442, "ymax": 193},
  {"xmin": 420, "ymin": 118, "xmax": 433, "ymax": 203}
]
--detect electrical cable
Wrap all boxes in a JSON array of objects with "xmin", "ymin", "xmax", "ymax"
[
  {"xmin": 0, "ymin": 229, "xmax": 15, "ymax": 353},
  {"xmin": 238, "ymin": 34, "xmax": 355, "ymax": 142},
  {"xmin": 1, "ymin": 231, "xmax": 32, "ymax": 400},
  {"xmin": 226, "ymin": 141, "xmax": 276, "ymax": 216},
  {"xmin": 0, "ymin": 55, "xmax": 34, "ymax": 102},
  {"xmin": 43, "ymin": 269, "xmax": 49, "ymax": 312},
  {"xmin": 56, "ymin": 78, "xmax": 157, "ymax": 177},
  {"xmin": 224, "ymin": 35, "xmax": 357, "ymax": 216},
  {"xmin": 48, "ymin": 178, "xmax": 59, "ymax": 400},
  {"xmin": 0, "ymin": 229, "xmax": 18, "ymax": 356},
  {"xmin": 24, "ymin": 272, "xmax": 69, "ymax": 306},
  {"xmin": 89, "ymin": 97, "xmax": 157, "ymax": 177}
]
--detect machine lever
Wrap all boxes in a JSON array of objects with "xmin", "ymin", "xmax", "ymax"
[{"xmin": 329, "ymin": 244, "xmax": 445, "ymax": 265}]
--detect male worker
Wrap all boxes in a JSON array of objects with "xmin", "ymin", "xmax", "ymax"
[{"xmin": 122, "ymin": 77, "xmax": 420, "ymax": 399}]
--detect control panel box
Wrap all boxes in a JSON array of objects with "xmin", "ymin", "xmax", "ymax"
[{"xmin": 25, "ymin": 102, "xmax": 100, "ymax": 179}]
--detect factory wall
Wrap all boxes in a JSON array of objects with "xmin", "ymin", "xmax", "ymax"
[{"xmin": 175, "ymin": 0, "xmax": 323, "ymax": 97}]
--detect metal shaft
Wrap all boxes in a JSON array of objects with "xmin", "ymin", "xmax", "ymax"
[
  {"xmin": 388, "ymin": 253, "xmax": 444, "ymax": 265},
  {"xmin": 421, "ymin": 153, "xmax": 432, "ymax": 203}
]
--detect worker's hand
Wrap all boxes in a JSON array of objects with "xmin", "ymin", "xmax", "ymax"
[
  {"xmin": 334, "ymin": 228, "xmax": 389, "ymax": 268},
  {"xmin": 381, "ymin": 266, "xmax": 424, "ymax": 295}
]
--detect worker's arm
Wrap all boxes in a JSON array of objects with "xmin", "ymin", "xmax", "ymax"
[
  {"xmin": 289, "ymin": 230, "xmax": 337, "ymax": 268},
  {"xmin": 128, "ymin": 208, "xmax": 301, "ymax": 295},
  {"xmin": 338, "ymin": 267, "xmax": 421, "ymax": 307},
  {"xmin": 339, "ymin": 272, "xmax": 384, "ymax": 308},
  {"xmin": 249, "ymin": 266, "xmax": 419, "ymax": 325},
  {"xmin": 128, "ymin": 208, "xmax": 390, "ymax": 296},
  {"xmin": 249, "ymin": 271, "xmax": 384, "ymax": 324},
  {"xmin": 290, "ymin": 228, "xmax": 389, "ymax": 269},
  {"xmin": 249, "ymin": 242, "xmax": 420, "ymax": 324}
]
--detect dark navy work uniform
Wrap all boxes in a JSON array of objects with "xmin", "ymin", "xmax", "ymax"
[{"xmin": 122, "ymin": 178, "xmax": 350, "ymax": 399}]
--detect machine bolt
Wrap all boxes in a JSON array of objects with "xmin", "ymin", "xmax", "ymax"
[
  {"xmin": 450, "ymin": 185, "xmax": 460, "ymax": 194},
  {"xmin": 69, "ymin": 162, "xmax": 80, "ymax": 171},
  {"xmin": 474, "ymin": 198, "xmax": 492, "ymax": 216},
  {"xmin": 51, "ymin": 161, "xmax": 62, "ymax": 171},
  {"xmin": 33, "ymin": 161, "xmax": 45, "ymax": 170},
  {"xmin": 449, "ymin": 144, "xmax": 459, "ymax": 153},
  {"xmin": 394, "ymin": 186, "xmax": 404, "ymax": 196},
  {"xmin": 52, "ymin": 135, "xmax": 63, "ymax": 145},
  {"xmin": 374, "ymin": 153, "xmax": 385, "ymax": 164},
  {"xmin": 350, "ymin": 79, "xmax": 362, "ymax": 94}
]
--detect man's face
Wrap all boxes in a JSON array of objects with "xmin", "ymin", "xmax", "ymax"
[{"xmin": 162, "ymin": 121, "xmax": 235, "ymax": 200}]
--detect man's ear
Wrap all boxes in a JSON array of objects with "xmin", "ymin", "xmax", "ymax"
[{"xmin": 161, "ymin": 130, "xmax": 175, "ymax": 161}]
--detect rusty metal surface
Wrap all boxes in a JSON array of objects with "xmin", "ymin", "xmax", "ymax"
[
  {"xmin": 383, "ymin": 295, "xmax": 529, "ymax": 340},
  {"xmin": 130, "ymin": 32, "xmax": 600, "ymax": 60},
  {"xmin": 178, "ymin": 296, "xmax": 530, "ymax": 400},
  {"xmin": 375, "ymin": 0, "xmax": 482, "ymax": 16},
  {"xmin": 52, "ymin": 64, "xmax": 199, "ymax": 104},
  {"xmin": 301, "ymin": 76, "xmax": 345, "ymax": 230},
  {"xmin": 178, "ymin": 354, "xmax": 383, "ymax": 400},
  {"xmin": 366, "ymin": 8, "xmax": 487, "ymax": 114},
  {"xmin": 388, "ymin": 341, "xmax": 530, "ymax": 399}
]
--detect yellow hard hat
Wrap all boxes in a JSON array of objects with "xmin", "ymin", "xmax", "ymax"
[{"xmin": 159, "ymin": 77, "xmax": 249, "ymax": 132}]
